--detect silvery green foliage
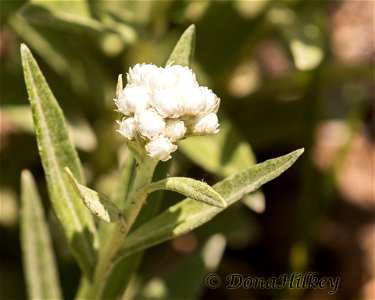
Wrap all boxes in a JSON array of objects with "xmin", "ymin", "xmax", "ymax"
[
  {"xmin": 20, "ymin": 24, "xmax": 303, "ymax": 300},
  {"xmin": 115, "ymin": 64, "xmax": 220, "ymax": 161}
]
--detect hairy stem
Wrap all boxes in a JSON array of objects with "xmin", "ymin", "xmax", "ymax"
[{"xmin": 87, "ymin": 156, "xmax": 157, "ymax": 299}]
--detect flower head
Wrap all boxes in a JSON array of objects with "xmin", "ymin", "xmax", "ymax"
[
  {"xmin": 115, "ymin": 63, "xmax": 220, "ymax": 161},
  {"xmin": 145, "ymin": 137, "xmax": 177, "ymax": 161},
  {"xmin": 117, "ymin": 84, "xmax": 149, "ymax": 115},
  {"xmin": 135, "ymin": 109, "xmax": 165, "ymax": 140}
]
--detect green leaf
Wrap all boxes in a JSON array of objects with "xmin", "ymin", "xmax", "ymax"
[
  {"xmin": 143, "ymin": 177, "xmax": 227, "ymax": 208},
  {"xmin": 1, "ymin": 105, "xmax": 97, "ymax": 152},
  {"xmin": 165, "ymin": 24, "xmax": 195, "ymax": 67},
  {"xmin": 19, "ymin": 3, "xmax": 104, "ymax": 34},
  {"xmin": 20, "ymin": 44, "xmax": 98, "ymax": 278},
  {"xmin": 65, "ymin": 167, "xmax": 125, "ymax": 225},
  {"xmin": 20, "ymin": 170, "xmax": 63, "ymax": 300},
  {"xmin": 115, "ymin": 149, "xmax": 304, "ymax": 260}
]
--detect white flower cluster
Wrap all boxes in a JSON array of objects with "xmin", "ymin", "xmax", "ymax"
[{"xmin": 115, "ymin": 63, "xmax": 220, "ymax": 161}]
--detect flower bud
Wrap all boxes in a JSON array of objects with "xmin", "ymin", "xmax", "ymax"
[
  {"xmin": 135, "ymin": 109, "xmax": 165, "ymax": 139},
  {"xmin": 165, "ymin": 119, "xmax": 186, "ymax": 142},
  {"xmin": 148, "ymin": 67, "xmax": 178, "ymax": 90},
  {"xmin": 145, "ymin": 137, "xmax": 177, "ymax": 161},
  {"xmin": 118, "ymin": 117, "xmax": 137, "ymax": 139},
  {"xmin": 127, "ymin": 63, "xmax": 158, "ymax": 86},
  {"xmin": 189, "ymin": 113, "xmax": 219, "ymax": 134},
  {"xmin": 118, "ymin": 84, "xmax": 149, "ymax": 115},
  {"xmin": 166, "ymin": 65, "xmax": 197, "ymax": 87},
  {"xmin": 151, "ymin": 89, "xmax": 184, "ymax": 118},
  {"xmin": 180, "ymin": 86, "xmax": 205, "ymax": 115},
  {"xmin": 200, "ymin": 86, "xmax": 218, "ymax": 113}
]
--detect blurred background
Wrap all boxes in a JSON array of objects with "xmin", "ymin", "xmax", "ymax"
[{"xmin": 0, "ymin": 1, "xmax": 374, "ymax": 299}]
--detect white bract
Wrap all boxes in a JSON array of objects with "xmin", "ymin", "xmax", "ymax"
[
  {"xmin": 165, "ymin": 119, "xmax": 186, "ymax": 142},
  {"xmin": 118, "ymin": 117, "xmax": 136, "ymax": 139},
  {"xmin": 190, "ymin": 113, "xmax": 219, "ymax": 135},
  {"xmin": 115, "ymin": 63, "xmax": 220, "ymax": 161},
  {"xmin": 118, "ymin": 85, "xmax": 149, "ymax": 115},
  {"xmin": 145, "ymin": 138, "xmax": 177, "ymax": 161},
  {"xmin": 136, "ymin": 110, "xmax": 165, "ymax": 139}
]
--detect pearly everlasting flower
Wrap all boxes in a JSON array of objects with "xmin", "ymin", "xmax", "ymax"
[
  {"xmin": 118, "ymin": 117, "xmax": 137, "ymax": 139},
  {"xmin": 166, "ymin": 65, "xmax": 197, "ymax": 87},
  {"xmin": 118, "ymin": 84, "xmax": 149, "ymax": 115},
  {"xmin": 135, "ymin": 109, "xmax": 165, "ymax": 139},
  {"xmin": 190, "ymin": 113, "xmax": 219, "ymax": 134},
  {"xmin": 145, "ymin": 137, "xmax": 177, "ymax": 161},
  {"xmin": 115, "ymin": 63, "xmax": 220, "ymax": 161},
  {"xmin": 200, "ymin": 86, "xmax": 218, "ymax": 113},
  {"xmin": 127, "ymin": 63, "xmax": 159, "ymax": 86},
  {"xmin": 180, "ymin": 86, "xmax": 206, "ymax": 115},
  {"xmin": 165, "ymin": 119, "xmax": 186, "ymax": 142},
  {"xmin": 151, "ymin": 89, "xmax": 184, "ymax": 118},
  {"xmin": 148, "ymin": 67, "xmax": 178, "ymax": 90}
]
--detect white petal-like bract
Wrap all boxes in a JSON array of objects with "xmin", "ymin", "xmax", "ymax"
[
  {"xmin": 151, "ymin": 89, "xmax": 183, "ymax": 118},
  {"xmin": 135, "ymin": 110, "xmax": 165, "ymax": 139},
  {"xmin": 118, "ymin": 117, "xmax": 137, "ymax": 139},
  {"xmin": 145, "ymin": 137, "xmax": 177, "ymax": 161},
  {"xmin": 118, "ymin": 84, "xmax": 149, "ymax": 115},
  {"xmin": 180, "ymin": 86, "xmax": 205, "ymax": 115},
  {"xmin": 127, "ymin": 63, "xmax": 159, "ymax": 86},
  {"xmin": 190, "ymin": 113, "xmax": 219, "ymax": 134},
  {"xmin": 165, "ymin": 119, "xmax": 186, "ymax": 141}
]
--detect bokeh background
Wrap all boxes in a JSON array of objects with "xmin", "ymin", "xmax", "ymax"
[{"xmin": 1, "ymin": 1, "xmax": 374, "ymax": 299}]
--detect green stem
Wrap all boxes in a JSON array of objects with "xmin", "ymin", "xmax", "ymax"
[{"xmin": 87, "ymin": 156, "xmax": 157, "ymax": 299}]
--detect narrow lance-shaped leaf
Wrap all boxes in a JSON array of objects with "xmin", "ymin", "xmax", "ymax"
[
  {"xmin": 165, "ymin": 24, "xmax": 195, "ymax": 67},
  {"xmin": 114, "ymin": 149, "xmax": 304, "ymax": 260},
  {"xmin": 20, "ymin": 170, "xmax": 63, "ymax": 300},
  {"xmin": 19, "ymin": 3, "xmax": 104, "ymax": 34},
  {"xmin": 65, "ymin": 167, "xmax": 126, "ymax": 226},
  {"xmin": 142, "ymin": 177, "xmax": 226, "ymax": 208},
  {"xmin": 20, "ymin": 44, "xmax": 98, "ymax": 278}
]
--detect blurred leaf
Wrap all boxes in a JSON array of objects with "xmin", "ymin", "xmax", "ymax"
[
  {"xmin": 20, "ymin": 170, "xmax": 62, "ymax": 300},
  {"xmin": 139, "ymin": 234, "xmax": 226, "ymax": 299},
  {"xmin": 268, "ymin": 5, "xmax": 325, "ymax": 70},
  {"xmin": 165, "ymin": 24, "xmax": 195, "ymax": 67},
  {"xmin": 19, "ymin": 3, "xmax": 104, "ymax": 34},
  {"xmin": 31, "ymin": 0, "xmax": 91, "ymax": 17},
  {"xmin": 65, "ymin": 167, "xmax": 125, "ymax": 225},
  {"xmin": 179, "ymin": 118, "xmax": 256, "ymax": 177},
  {"xmin": 1, "ymin": 105, "xmax": 97, "ymax": 152},
  {"xmin": 9, "ymin": 15, "xmax": 69, "ymax": 74},
  {"xmin": 20, "ymin": 44, "xmax": 98, "ymax": 278},
  {"xmin": 115, "ymin": 148, "xmax": 304, "ymax": 260},
  {"xmin": 10, "ymin": 14, "xmax": 111, "ymax": 102},
  {"xmin": 197, "ymin": 205, "xmax": 260, "ymax": 249},
  {"xmin": 144, "ymin": 177, "xmax": 226, "ymax": 208}
]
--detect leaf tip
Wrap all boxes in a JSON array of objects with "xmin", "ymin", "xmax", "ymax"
[
  {"xmin": 295, "ymin": 148, "xmax": 305, "ymax": 157},
  {"xmin": 21, "ymin": 169, "xmax": 32, "ymax": 180},
  {"xmin": 187, "ymin": 24, "xmax": 195, "ymax": 30},
  {"xmin": 64, "ymin": 166, "xmax": 78, "ymax": 187},
  {"xmin": 218, "ymin": 199, "xmax": 227, "ymax": 209},
  {"xmin": 20, "ymin": 43, "xmax": 30, "ymax": 56}
]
